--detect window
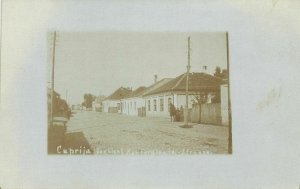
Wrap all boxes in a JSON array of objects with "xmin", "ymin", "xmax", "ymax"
[
  {"xmin": 160, "ymin": 98, "xmax": 164, "ymax": 111},
  {"xmin": 168, "ymin": 98, "xmax": 172, "ymax": 112},
  {"xmin": 134, "ymin": 102, "xmax": 136, "ymax": 110},
  {"xmin": 153, "ymin": 99, "xmax": 157, "ymax": 111},
  {"xmin": 148, "ymin": 100, "xmax": 151, "ymax": 111},
  {"xmin": 130, "ymin": 102, "xmax": 132, "ymax": 110}
]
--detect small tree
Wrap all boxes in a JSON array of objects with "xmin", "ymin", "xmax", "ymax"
[
  {"xmin": 192, "ymin": 93, "xmax": 208, "ymax": 106},
  {"xmin": 211, "ymin": 92, "xmax": 221, "ymax": 103},
  {"xmin": 83, "ymin": 93, "xmax": 95, "ymax": 108},
  {"xmin": 221, "ymin": 69, "xmax": 228, "ymax": 79},
  {"xmin": 214, "ymin": 66, "xmax": 222, "ymax": 77},
  {"xmin": 192, "ymin": 92, "xmax": 209, "ymax": 124},
  {"xmin": 214, "ymin": 66, "xmax": 228, "ymax": 79}
]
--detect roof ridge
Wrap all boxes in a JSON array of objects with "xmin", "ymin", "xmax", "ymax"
[
  {"xmin": 171, "ymin": 74, "xmax": 186, "ymax": 90},
  {"xmin": 142, "ymin": 78, "xmax": 173, "ymax": 96},
  {"xmin": 105, "ymin": 86, "xmax": 132, "ymax": 100},
  {"xmin": 122, "ymin": 86, "xmax": 147, "ymax": 99}
]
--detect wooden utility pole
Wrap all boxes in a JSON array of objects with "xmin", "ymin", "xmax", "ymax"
[
  {"xmin": 50, "ymin": 31, "xmax": 57, "ymax": 126},
  {"xmin": 226, "ymin": 32, "xmax": 233, "ymax": 154},
  {"xmin": 183, "ymin": 36, "xmax": 191, "ymax": 127}
]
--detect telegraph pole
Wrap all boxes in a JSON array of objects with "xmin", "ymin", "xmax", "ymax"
[
  {"xmin": 226, "ymin": 32, "xmax": 233, "ymax": 154},
  {"xmin": 183, "ymin": 36, "xmax": 191, "ymax": 128},
  {"xmin": 50, "ymin": 31, "xmax": 57, "ymax": 126}
]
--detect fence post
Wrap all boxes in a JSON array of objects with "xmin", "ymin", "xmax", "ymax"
[{"xmin": 199, "ymin": 104, "xmax": 202, "ymax": 124}]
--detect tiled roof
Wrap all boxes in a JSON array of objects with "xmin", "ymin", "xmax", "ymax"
[
  {"xmin": 105, "ymin": 87, "xmax": 132, "ymax": 100},
  {"xmin": 144, "ymin": 72, "xmax": 222, "ymax": 96},
  {"xmin": 124, "ymin": 86, "xmax": 147, "ymax": 99},
  {"xmin": 142, "ymin": 78, "xmax": 173, "ymax": 96}
]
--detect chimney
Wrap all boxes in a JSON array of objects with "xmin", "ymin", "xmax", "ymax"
[
  {"xmin": 154, "ymin": 74, "xmax": 158, "ymax": 83},
  {"xmin": 203, "ymin": 65, "xmax": 208, "ymax": 73}
]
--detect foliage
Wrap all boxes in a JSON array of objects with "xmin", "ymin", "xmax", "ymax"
[
  {"xmin": 48, "ymin": 91, "xmax": 70, "ymax": 119},
  {"xmin": 214, "ymin": 66, "xmax": 228, "ymax": 79},
  {"xmin": 83, "ymin": 93, "xmax": 96, "ymax": 108},
  {"xmin": 192, "ymin": 92, "xmax": 220, "ymax": 105},
  {"xmin": 192, "ymin": 93, "xmax": 208, "ymax": 105},
  {"xmin": 211, "ymin": 93, "xmax": 221, "ymax": 103}
]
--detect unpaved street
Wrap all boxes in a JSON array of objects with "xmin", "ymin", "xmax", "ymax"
[{"xmin": 65, "ymin": 111, "xmax": 229, "ymax": 154}]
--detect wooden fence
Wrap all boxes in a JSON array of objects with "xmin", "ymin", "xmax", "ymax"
[
  {"xmin": 138, "ymin": 107, "xmax": 146, "ymax": 117},
  {"xmin": 190, "ymin": 103, "xmax": 222, "ymax": 125},
  {"xmin": 108, "ymin": 107, "xmax": 118, "ymax": 113}
]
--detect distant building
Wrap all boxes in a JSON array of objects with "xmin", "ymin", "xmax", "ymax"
[
  {"xmin": 143, "ymin": 72, "xmax": 223, "ymax": 117},
  {"xmin": 102, "ymin": 87, "xmax": 132, "ymax": 113},
  {"xmin": 104, "ymin": 78, "xmax": 173, "ymax": 116},
  {"xmin": 121, "ymin": 86, "xmax": 147, "ymax": 116},
  {"xmin": 94, "ymin": 95, "xmax": 106, "ymax": 112}
]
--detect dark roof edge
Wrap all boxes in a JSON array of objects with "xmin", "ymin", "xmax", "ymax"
[{"xmin": 143, "ymin": 87, "xmax": 220, "ymax": 97}]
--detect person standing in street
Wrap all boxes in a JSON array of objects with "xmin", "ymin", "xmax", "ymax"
[{"xmin": 169, "ymin": 103, "xmax": 176, "ymax": 122}]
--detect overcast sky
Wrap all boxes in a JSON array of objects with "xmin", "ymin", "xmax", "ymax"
[{"xmin": 48, "ymin": 32, "xmax": 227, "ymax": 105}]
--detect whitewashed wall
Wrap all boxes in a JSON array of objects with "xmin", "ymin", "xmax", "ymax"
[
  {"xmin": 121, "ymin": 97, "xmax": 145, "ymax": 116},
  {"xmin": 221, "ymin": 84, "xmax": 229, "ymax": 126},
  {"xmin": 102, "ymin": 100, "xmax": 119, "ymax": 113},
  {"xmin": 144, "ymin": 94, "xmax": 172, "ymax": 117}
]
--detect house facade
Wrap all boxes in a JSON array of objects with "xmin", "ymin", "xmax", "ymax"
[
  {"xmin": 121, "ymin": 87, "xmax": 147, "ymax": 116},
  {"xmin": 94, "ymin": 95, "xmax": 106, "ymax": 112},
  {"xmin": 119, "ymin": 78, "xmax": 173, "ymax": 116},
  {"xmin": 143, "ymin": 92, "xmax": 203, "ymax": 118},
  {"xmin": 102, "ymin": 87, "xmax": 132, "ymax": 113},
  {"xmin": 143, "ymin": 72, "xmax": 223, "ymax": 118}
]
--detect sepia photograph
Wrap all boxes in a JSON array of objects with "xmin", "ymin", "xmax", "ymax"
[
  {"xmin": 47, "ymin": 32, "xmax": 232, "ymax": 155},
  {"xmin": 2, "ymin": 0, "xmax": 300, "ymax": 188}
]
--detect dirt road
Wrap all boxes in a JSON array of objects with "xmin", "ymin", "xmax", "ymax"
[{"xmin": 65, "ymin": 111, "xmax": 229, "ymax": 154}]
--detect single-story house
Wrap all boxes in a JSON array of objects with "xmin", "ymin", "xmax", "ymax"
[
  {"xmin": 94, "ymin": 95, "xmax": 106, "ymax": 112},
  {"xmin": 121, "ymin": 86, "xmax": 147, "ymax": 116},
  {"xmin": 120, "ymin": 78, "xmax": 173, "ymax": 117},
  {"xmin": 102, "ymin": 87, "xmax": 132, "ymax": 113},
  {"xmin": 142, "ymin": 72, "xmax": 223, "ymax": 117}
]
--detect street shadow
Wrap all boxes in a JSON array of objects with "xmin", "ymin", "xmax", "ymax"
[
  {"xmin": 48, "ymin": 126, "xmax": 66, "ymax": 154},
  {"xmin": 63, "ymin": 132, "xmax": 93, "ymax": 155},
  {"xmin": 48, "ymin": 127, "xmax": 93, "ymax": 155},
  {"xmin": 179, "ymin": 123, "xmax": 198, "ymax": 128}
]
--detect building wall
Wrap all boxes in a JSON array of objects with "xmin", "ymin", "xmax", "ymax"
[
  {"xmin": 144, "ymin": 93, "xmax": 173, "ymax": 117},
  {"xmin": 144, "ymin": 92, "xmax": 216, "ymax": 118},
  {"xmin": 121, "ymin": 97, "xmax": 145, "ymax": 116},
  {"xmin": 102, "ymin": 100, "xmax": 120, "ymax": 113},
  {"xmin": 221, "ymin": 84, "xmax": 229, "ymax": 126},
  {"xmin": 102, "ymin": 100, "xmax": 109, "ymax": 112},
  {"xmin": 94, "ymin": 102, "xmax": 102, "ymax": 112}
]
